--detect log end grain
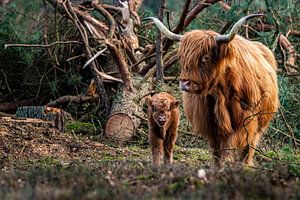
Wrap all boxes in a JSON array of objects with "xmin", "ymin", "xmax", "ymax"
[{"xmin": 105, "ymin": 113, "xmax": 135, "ymax": 144}]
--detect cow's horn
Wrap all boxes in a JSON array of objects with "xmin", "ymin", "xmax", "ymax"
[
  {"xmin": 143, "ymin": 17, "xmax": 183, "ymax": 41},
  {"xmin": 216, "ymin": 13, "xmax": 264, "ymax": 43}
]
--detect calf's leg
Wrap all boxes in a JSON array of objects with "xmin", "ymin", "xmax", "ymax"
[
  {"xmin": 149, "ymin": 133, "xmax": 163, "ymax": 167},
  {"xmin": 163, "ymin": 129, "xmax": 177, "ymax": 164}
]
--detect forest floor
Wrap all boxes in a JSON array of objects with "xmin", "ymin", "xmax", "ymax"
[{"xmin": 0, "ymin": 122, "xmax": 300, "ymax": 200}]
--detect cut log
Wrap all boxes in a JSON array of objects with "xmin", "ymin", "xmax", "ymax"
[
  {"xmin": 0, "ymin": 117, "xmax": 54, "ymax": 128},
  {"xmin": 15, "ymin": 106, "xmax": 73, "ymax": 132},
  {"xmin": 105, "ymin": 76, "xmax": 151, "ymax": 144}
]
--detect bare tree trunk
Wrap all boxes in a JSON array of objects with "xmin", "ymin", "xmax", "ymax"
[
  {"xmin": 155, "ymin": 0, "xmax": 166, "ymax": 83},
  {"xmin": 184, "ymin": 0, "xmax": 221, "ymax": 28}
]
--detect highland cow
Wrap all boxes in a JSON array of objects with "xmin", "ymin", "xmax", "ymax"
[
  {"xmin": 146, "ymin": 92, "xmax": 180, "ymax": 167},
  {"xmin": 146, "ymin": 14, "xmax": 278, "ymax": 166}
]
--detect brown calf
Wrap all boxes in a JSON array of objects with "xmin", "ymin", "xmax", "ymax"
[{"xmin": 146, "ymin": 92, "xmax": 180, "ymax": 167}]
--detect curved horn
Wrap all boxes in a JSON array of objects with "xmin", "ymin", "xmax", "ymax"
[
  {"xmin": 143, "ymin": 17, "xmax": 183, "ymax": 41},
  {"xmin": 216, "ymin": 14, "xmax": 264, "ymax": 43}
]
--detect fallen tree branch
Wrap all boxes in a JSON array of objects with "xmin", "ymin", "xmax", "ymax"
[
  {"xmin": 119, "ymin": 0, "xmax": 139, "ymax": 50},
  {"xmin": 0, "ymin": 99, "xmax": 38, "ymax": 112},
  {"xmin": 64, "ymin": 0, "xmax": 110, "ymax": 114},
  {"xmin": 4, "ymin": 41, "xmax": 82, "ymax": 49},
  {"xmin": 46, "ymin": 94, "xmax": 100, "ymax": 107},
  {"xmin": 287, "ymin": 29, "xmax": 300, "ymax": 38},
  {"xmin": 94, "ymin": 67, "xmax": 123, "ymax": 83},
  {"xmin": 83, "ymin": 47, "xmax": 107, "ymax": 69},
  {"xmin": 278, "ymin": 33, "xmax": 298, "ymax": 74},
  {"xmin": 130, "ymin": 53, "xmax": 156, "ymax": 71},
  {"xmin": 164, "ymin": 54, "xmax": 178, "ymax": 71},
  {"xmin": 92, "ymin": 2, "xmax": 115, "ymax": 38},
  {"xmin": 106, "ymin": 40, "xmax": 133, "ymax": 92}
]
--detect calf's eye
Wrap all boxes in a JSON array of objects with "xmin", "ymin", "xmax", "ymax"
[{"xmin": 202, "ymin": 55, "xmax": 210, "ymax": 63}]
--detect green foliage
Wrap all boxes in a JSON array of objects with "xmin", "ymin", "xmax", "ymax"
[
  {"xmin": 0, "ymin": 1, "xmax": 46, "ymax": 101},
  {"xmin": 66, "ymin": 121, "xmax": 97, "ymax": 135},
  {"xmin": 274, "ymin": 75, "xmax": 300, "ymax": 140},
  {"xmin": 258, "ymin": 146, "xmax": 300, "ymax": 176}
]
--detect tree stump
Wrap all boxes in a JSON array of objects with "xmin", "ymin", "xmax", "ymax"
[
  {"xmin": 105, "ymin": 77, "xmax": 151, "ymax": 144},
  {"xmin": 15, "ymin": 106, "xmax": 72, "ymax": 132}
]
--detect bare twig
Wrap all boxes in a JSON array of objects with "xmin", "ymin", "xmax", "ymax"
[
  {"xmin": 94, "ymin": 68, "xmax": 123, "ymax": 83},
  {"xmin": 130, "ymin": 53, "xmax": 156, "ymax": 70},
  {"xmin": 4, "ymin": 41, "xmax": 82, "ymax": 49},
  {"xmin": 270, "ymin": 127, "xmax": 300, "ymax": 143},
  {"xmin": 92, "ymin": 2, "xmax": 116, "ymax": 38},
  {"xmin": 83, "ymin": 47, "xmax": 107, "ymax": 69},
  {"xmin": 279, "ymin": 107, "xmax": 298, "ymax": 149}
]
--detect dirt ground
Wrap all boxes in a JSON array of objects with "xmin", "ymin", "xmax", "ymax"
[{"xmin": 0, "ymin": 122, "xmax": 299, "ymax": 200}]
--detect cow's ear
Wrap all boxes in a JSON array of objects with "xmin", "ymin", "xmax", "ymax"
[
  {"xmin": 170, "ymin": 100, "xmax": 180, "ymax": 110},
  {"xmin": 145, "ymin": 96, "xmax": 153, "ymax": 107},
  {"xmin": 217, "ymin": 42, "xmax": 231, "ymax": 60}
]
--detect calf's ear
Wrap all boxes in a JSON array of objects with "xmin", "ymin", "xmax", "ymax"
[
  {"xmin": 170, "ymin": 100, "xmax": 180, "ymax": 110},
  {"xmin": 145, "ymin": 96, "xmax": 153, "ymax": 107}
]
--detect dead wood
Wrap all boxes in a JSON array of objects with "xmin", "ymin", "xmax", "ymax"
[
  {"xmin": 184, "ymin": 0, "xmax": 221, "ymax": 28},
  {"xmin": 173, "ymin": 0, "xmax": 192, "ymax": 33},
  {"xmin": 218, "ymin": 1, "xmax": 231, "ymax": 10},
  {"xmin": 128, "ymin": 0, "xmax": 143, "ymax": 25},
  {"xmin": 0, "ymin": 99, "xmax": 38, "ymax": 112},
  {"xmin": 15, "ymin": 106, "xmax": 72, "ymax": 132},
  {"xmin": 0, "ymin": 117, "xmax": 54, "ymax": 129},
  {"xmin": 119, "ymin": 1, "xmax": 139, "ymax": 50},
  {"xmin": 46, "ymin": 94, "xmax": 100, "ymax": 107},
  {"xmin": 92, "ymin": 2, "xmax": 115, "ymax": 38},
  {"xmin": 156, "ymin": 0, "xmax": 167, "ymax": 83},
  {"xmin": 278, "ymin": 33, "xmax": 298, "ymax": 75},
  {"xmin": 106, "ymin": 41, "xmax": 133, "ymax": 92},
  {"xmin": 44, "ymin": 0, "xmax": 155, "ymax": 137},
  {"xmin": 287, "ymin": 29, "xmax": 300, "ymax": 38},
  {"xmin": 164, "ymin": 54, "xmax": 178, "ymax": 71},
  {"xmin": 130, "ymin": 53, "xmax": 156, "ymax": 72},
  {"xmin": 139, "ymin": 58, "xmax": 156, "ymax": 76},
  {"xmin": 63, "ymin": 0, "xmax": 110, "ymax": 114},
  {"xmin": 105, "ymin": 77, "xmax": 150, "ymax": 144},
  {"xmin": 162, "ymin": 0, "xmax": 192, "ymax": 53}
]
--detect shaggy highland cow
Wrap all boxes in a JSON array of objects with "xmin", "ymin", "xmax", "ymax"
[
  {"xmin": 146, "ymin": 14, "xmax": 278, "ymax": 166},
  {"xmin": 146, "ymin": 92, "xmax": 180, "ymax": 167}
]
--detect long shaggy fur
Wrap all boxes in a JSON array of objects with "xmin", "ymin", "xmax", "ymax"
[{"xmin": 179, "ymin": 30, "xmax": 278, "ymax": 166}]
